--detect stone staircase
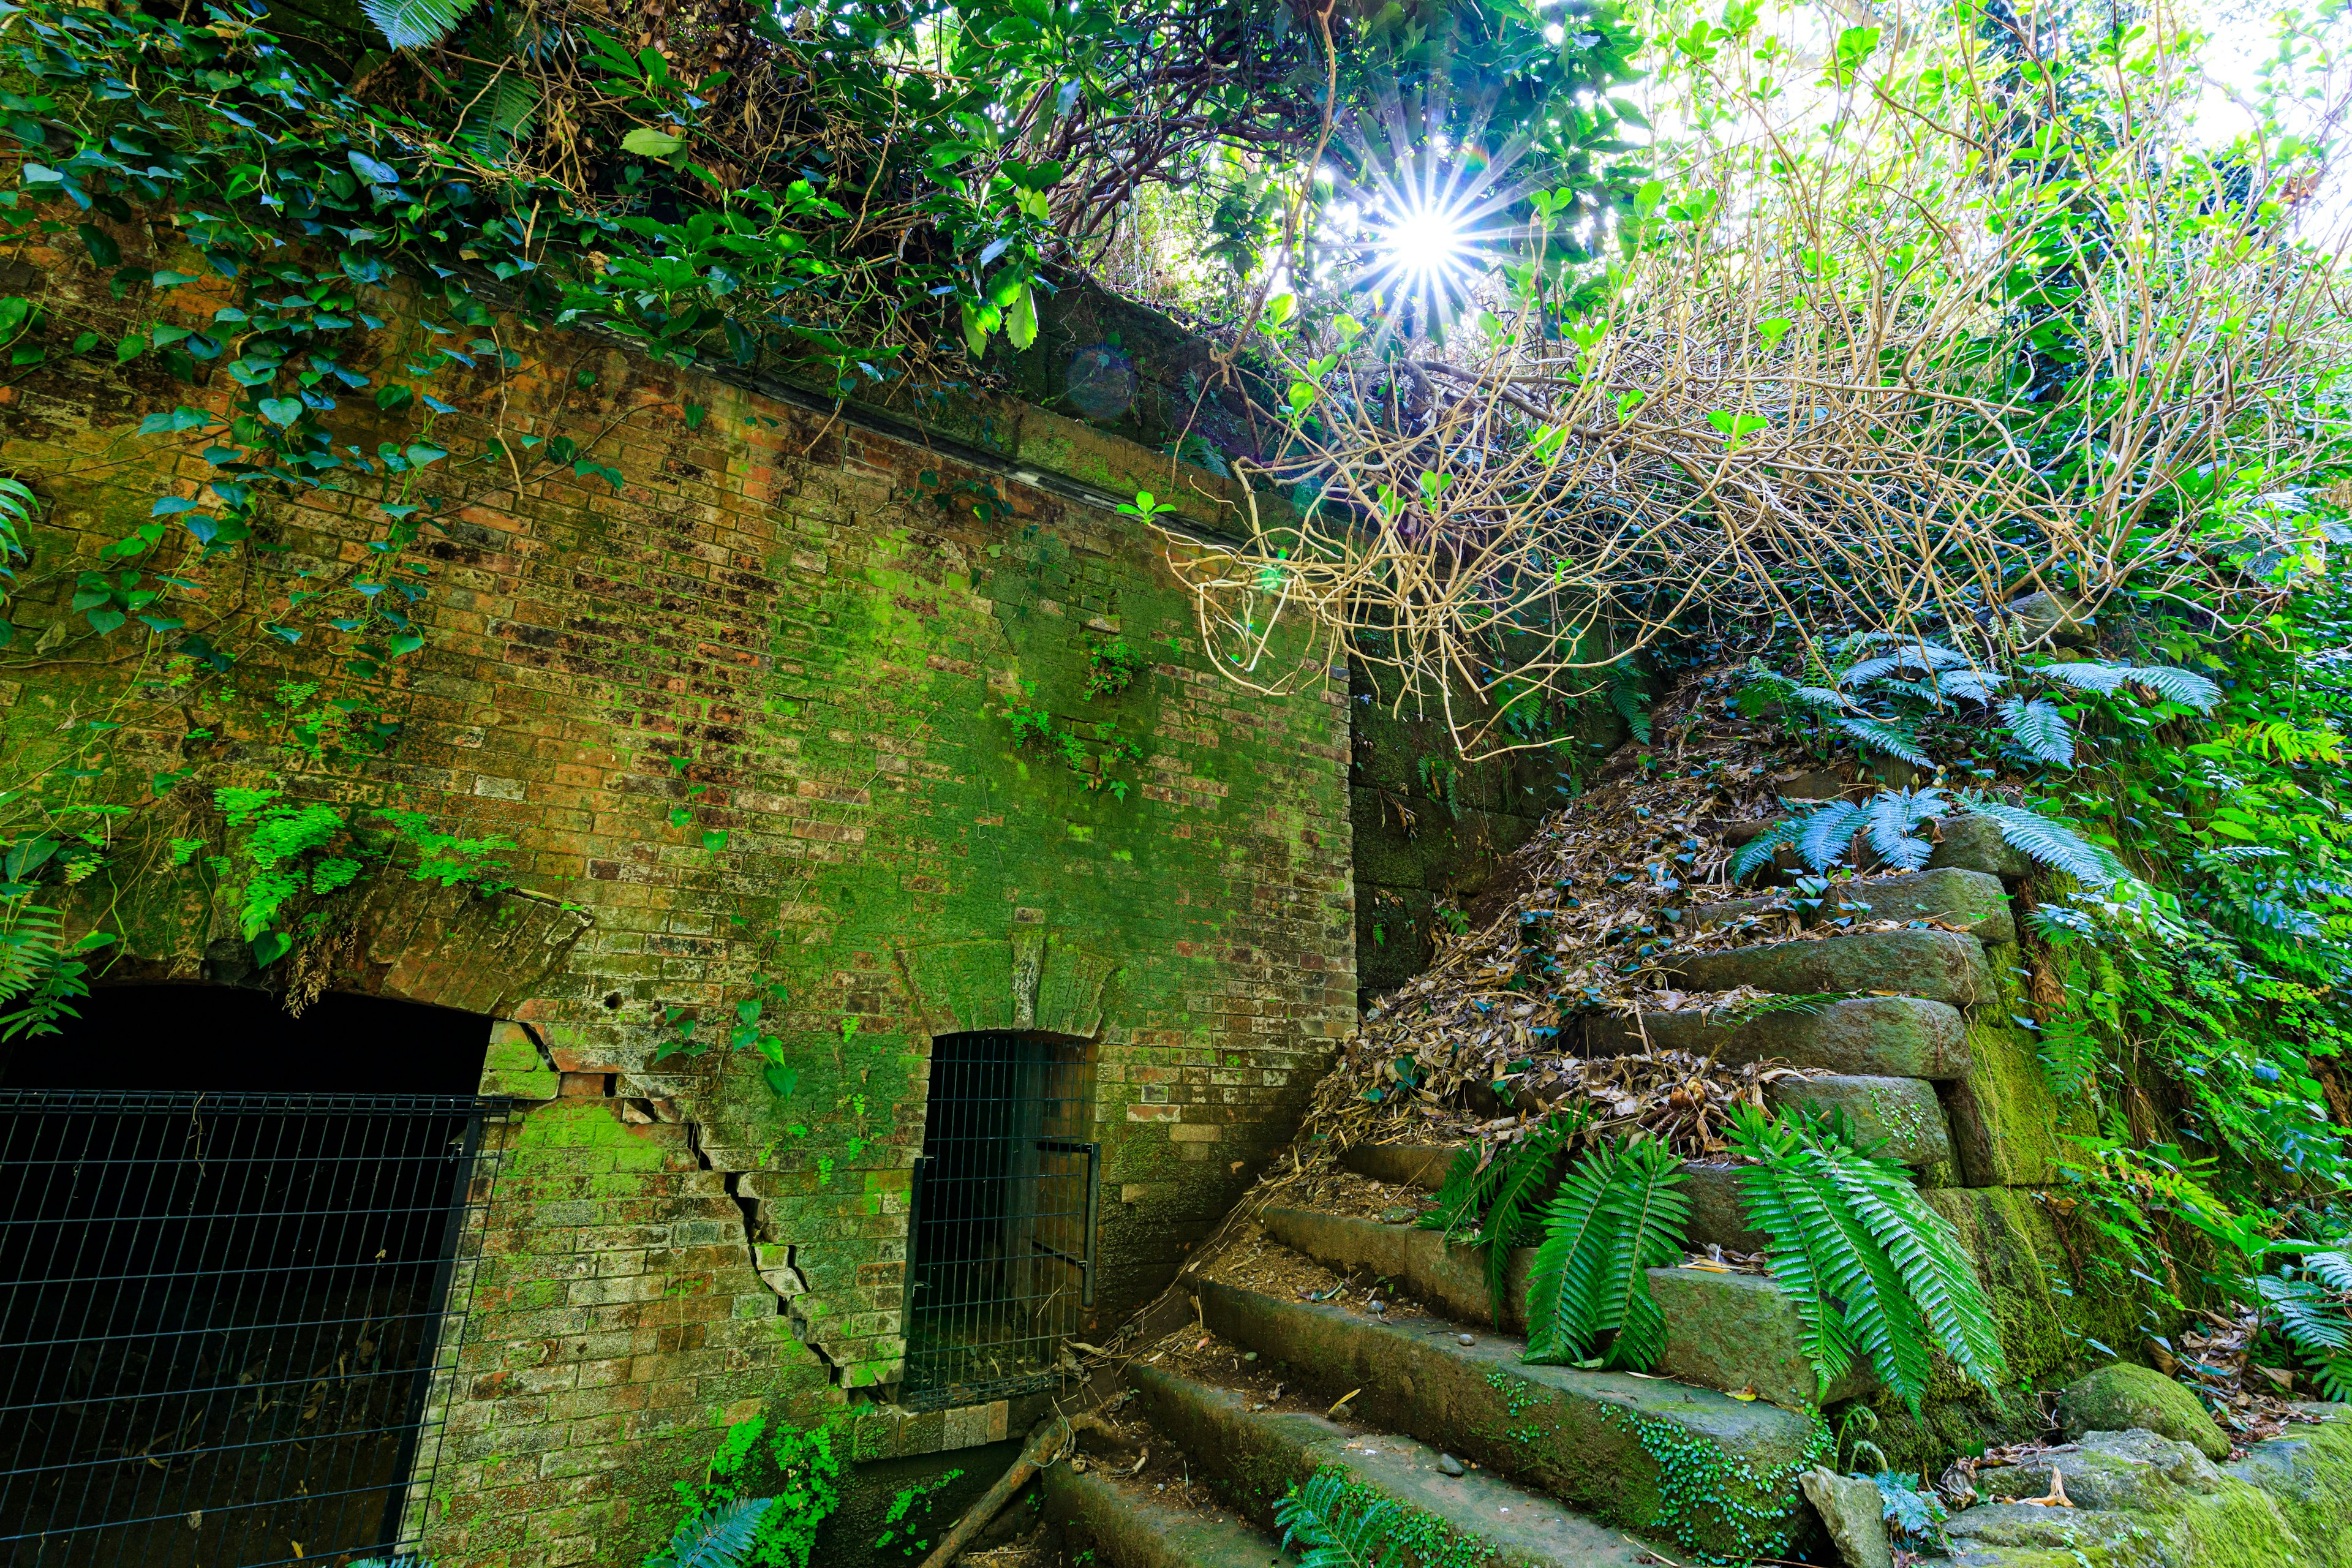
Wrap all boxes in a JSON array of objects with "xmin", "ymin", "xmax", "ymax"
[{"xmin": 1033, "ymin": 839, "xmax": 2048, "ymax": 1564}]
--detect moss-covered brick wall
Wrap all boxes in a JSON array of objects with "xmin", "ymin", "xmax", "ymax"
[
  {"xmin": 1348, "ymin": 659, "xmax": 1619, "ymax": 1002},
  {"xmin": 0, "ymin": 222, "xmax": 1354, "ymax": 1566}
]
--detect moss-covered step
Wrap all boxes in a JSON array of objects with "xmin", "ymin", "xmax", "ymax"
[
  {"xmin": 1665, "ymin": 929, "xmax": 1995, "ymax": 1008},
  {"xmin": 1693, "ymin": 867, "xmax": 2016, "ymax": 946},
  {"xmin": 1193, "ymin": 1280, "xmax": 1827, "ymax": 1562},
  {"xmin": 1041, "ymin": 1463, "xmax": 1287, "ymax": 1568},
  {"xmin": 1258, "ymin": 1207, "xmax": 1863, "ymax": 1409},
  {"xmin": 1942, "ymin": 1417, "xmax": 2352, "ymax": 1567},
  {"xmin": 1337, "ymin": 1144, "xmax": 1773, "ymax": 1254},
  {"xmin": 1125, "ymin": 1364, "xmax": 1659, "ymax": 1568},
  {"xmin": 1926, "ymin": 814, "xmax": 2037, "ymax": 881},
  {"xmin": 1763, "ymin": 1074, "xmax": 1955, "ymax": 1169},
  {"xmin": 1583, "ymin": 995, "xmax": 1972, "ymax": 1080}
]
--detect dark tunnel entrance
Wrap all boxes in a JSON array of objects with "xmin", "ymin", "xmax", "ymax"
[{"xmin": 0, "ymin": 987, "xmax": 502, "ymax": 1568}]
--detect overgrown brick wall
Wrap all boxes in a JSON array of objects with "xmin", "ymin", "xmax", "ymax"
[{"xmin": 0, "ymin": 222, "xmax": 1355, "ymax": 1564}]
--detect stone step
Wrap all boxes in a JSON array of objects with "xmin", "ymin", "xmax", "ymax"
[
  {"xmin": 1665, "ymin": 928, "xmax": 1994, "ymax": 1008},
  {"xmin": 1193, "ymin": 1279, "xmax": 1824, "ymax": 1562},
  {"xmin": 1766, "ymin": 1073, "xmax": 1954, "ymax": 1170},
  {"xmin": 1042, "ymin": 1463, "xmax": 1288, "ymax": 1568},
  {"xmin": 1126, "ymin": 1364, "xmax": 1657, "ymax": 1568},
  {"xmin": 1260, "ymin": 1206, "xmax": 1861, "ymax": 1408},
  {"xmin": 1342, "ymin": 1143, "xmax": 1771, "ymax": 1255},
  {"xmin": 1581, "ymin": 994, "xmax": 1972, "ymax": 1080},
  {"xmin": 1693, "ymin": 867, "xmax": 2016, "ymax": 946}
]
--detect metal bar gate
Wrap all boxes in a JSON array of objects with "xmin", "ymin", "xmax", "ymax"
[
  {"xmin": 0, "ymin": 1088, "xmax": 510, "ymax": 1568},
  {"xmin": 902, "ymin": 1033, "xmax": 1098, "ymax": 1411}
]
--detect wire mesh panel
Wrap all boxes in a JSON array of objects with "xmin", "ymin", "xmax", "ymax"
[
  {"xmin": 902, "ymin": 1033, "xmax": 1098, "ymax": 1411},
  {"xmin": 0, "ymin": 1088, "xmax": 510, "ymax": 1568}
]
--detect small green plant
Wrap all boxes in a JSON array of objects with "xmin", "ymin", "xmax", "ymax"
[
  {"xmin": 646, "ymin": 1497, "xmax": 780, "ymax": 1568},
  {"xmin": 1003, "ymin": 693, "xmax": 1146, "ymax": 799},
  {"xmin": 0, "ymin": 900, "xmax": 115, "ymax": 1042},
  {"xmin": 655, "ymin": 1417, "xmax": 839, "ymax": 1568},
  {"xmin": 1728, "ymin": 1103, "xmax": 2007, "ymax": 1412},
  {"xmin": 1419, "ymin": 1110, "xmax": 1581, "ymax": 1319},
  {"xmin": 2252, "ymin": 1233, "xmax": 2352, "ymax": 1399},
  {"xmin": 872, "ymin": 1469, "xmax": 964, "ymax": 1557},
  {"xmin": 1523, "ymin": 1131, "xmax": 1687, "ymax": 1371},
  {"xmin": 1084, "ymin": 636, "xmax": 1145, "ymax": 699}
]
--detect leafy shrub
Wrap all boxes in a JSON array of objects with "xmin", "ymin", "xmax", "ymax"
[
  {"xmin": 1273, "ymin": 1469, "xmax": 1406, "ymax": 1568},
  {"xmin": 1523, "ymin": 1131, "xmax": 1688, "ymax": 1371}
]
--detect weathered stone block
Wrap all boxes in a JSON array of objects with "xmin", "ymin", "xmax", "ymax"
[
  {"xmin": 2060, "ymin": 1363, "xmax": 2230, "ymax": 1460},
  {"xmin": 1586, "ymin": 995, "xmax": 1972, "ymax": 1080},
  {"xmin": 1926, "ymin": 815, "xmax": 2037, "ymax": 881},
  {"xmin": 1692, "ymin": 867, "xmax": 2015, "ymax": 945},
  {"xmin": 1765, "ymin": 1074, "xmax": 1954, "ymax": 1169},
  {"xmin": 1667, "ymin": 929, "xmax": 1995, "ymax": 1007}
]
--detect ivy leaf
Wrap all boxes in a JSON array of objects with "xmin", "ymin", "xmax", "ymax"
[
  {"xmin": 76, "ymin": 223, "xmax": 119, "ymax": 268},
  {"xmin": 256, "ymin": 396, "xmax": 303, "ymax": 427},
  {"xmin": 1005, "ymin": 284, "xmax": 1038, "ymax": 352},
  {"xmin": 251, "ymin": 930, "xmax": 293, "ymax": 967}
]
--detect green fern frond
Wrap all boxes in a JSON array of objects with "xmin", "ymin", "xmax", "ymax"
[
  {"xmin": 2036, "ymin": 660, "xmax": 2222, "ymax": 712},
  {"xmin": 1479, "ymin": 1112, "xmax": 1580, "ymax": 1321},
  {"xmin": 1835, "ymin": 714, "xmax": 1932, "ymax": 767},
  {"xmin": 361, "ymin": 0, "xmax": 479, "ymax": 50},
  {"xmin": 1798, "ymin": 801, "xmax": 1869, "ymax": 871},
  {"xmin": 1952, "ymin": 798, "xmax": 2125, "ymax": 888},
  {"xmin": 457, "ymin": 67, "xmax": 541, "ymax": 163},
  {"xmin": 1999, "ymin": 696, "xmax": 2076, "ymax": 766},
  {"xmin": 1275, "ymin": 1470, "xmax": 1406, "ymax": 1568},
  {"xmin": 1730, "ymin": 819, "xmax": 1805, "ymax": 880},
  {"xmin": 1417, "ymin": 1144, "xmax": 1504, "ymax": 1245},
  {"xmin": 647, "ymin": 1498, "xmax": 777, "ymax": 1568},
  {"xmin": 1523, "ymin": 1133, "xmax": 1686, "ymax": 1370},
  {"xmin": 1609, "ymin": 661, "xmax": 1652, "ymax": 744},
  {"xmin": 1865, "ymin": 788, "xmax": 1948, "ymax": 870},
  {"xmin": 1728, "ymin": 1105, "xmax": 2007, "ymax": 1412},
  {"xmin": 1938, "ymin": 667, "xmax": 2007, "ymax": 703},
  {"xmin": 2304, "ymin": 1248, "xmax": 2352, "ymax": 1294}
]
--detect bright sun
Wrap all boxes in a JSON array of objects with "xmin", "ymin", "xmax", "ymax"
[{"xmin": 1381, "ymin": 203, "xmax": 1471, "ymax": 284}]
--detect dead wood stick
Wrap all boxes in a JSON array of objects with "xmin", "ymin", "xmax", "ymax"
[{"xmin": 917, "ymin": 1412, "xmax": 1112, "ymax": 1568}]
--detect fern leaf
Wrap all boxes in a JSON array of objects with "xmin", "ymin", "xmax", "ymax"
[
  {"xmin": 648, "ymin": 1498, "xmax": 777, "ymax": 1568},
  {"xmin": 1938, "ymin": 668, "xmax": 2007, "ymax": 703},
  {"xmin": 1865, "ymin": 788, "xmax": 1947, "ymax": 870},
  {"xmin": 1276, "ymin": 1470, "xmax": 1404, "ymax": 1568},
  {"xmin": 1730, "ymin": 820, "xmax": 1804, "ymax": 881},
  {"xmin": 1954, "ymin": 799, "xmax": 2124, "ymax": 888},
  {"xmin": 1609, "ymin": 664, "xmax": 1652, "ymax": 744},
  {"xmin": 1825, "ymin": 1138, "xmax": 2007, "ymax": 1397},
  {"xmin": 0, "ymin": 475, "xmax": 32, "ymax": 560},
  {"xmin": 1999, "ymin": 697, "xmax": 2076, "ymax": 766},
  {"xmin": 1480, "ymin": 1114, "xmax": 1580, "ymax": 1322},
  {"xmin": 1415, "ymin": 1144, "xmax": 1501, "ymax": 1244},
  {"xmin": 2037, "ymin": 661, "xmax": 2222, "ymax": 712},
  {"xmin": 360, "ymin": 0, "xmax": 479, "ymax": 50},
  {"xmin": 1835, "ymin": 714, "xmax": 1932, "ymax": 767},
  {"xmin": 1525, "ymin": 1141, "xmax": 1621, "ymax": 1363},
  {"xmin": 1589, "ymin": 1137, "xmax": 1687, "ymax": 1371},
  {"xmin": 2303, "ymin": 1248, "xmax": 2352, "ymax": 1294},
  {"xmin": 1730, "ymin": 1112, "xmax": 1857, "ymax": 1398},
  {"xmin": 1797, "ymin": 801, "xmax": 1869, "ymax": 872},
  {"xmin": 458, "ymin": 69, "xmax": 541, "ymax": 163}
]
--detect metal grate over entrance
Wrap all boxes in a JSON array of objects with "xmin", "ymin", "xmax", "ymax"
[
  {"xmin": 902, "ymin": 1033, "xmax": 1098, "ymax": 1411},
  {"xmin": 0, "ymin": 1088, "xmax": 510, "ymax": 1568}
]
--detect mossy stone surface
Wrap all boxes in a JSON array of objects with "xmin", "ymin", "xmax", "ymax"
[
  {"xmin": 2060, "ymin": 1363, "xmax": 2230, "ymax": 1460},
  {"xmin": 1587, "ymin": 996, "xmax": 1972, "ymax": 1080},
  {"xmin": 1763, "ymin": 1074, "xmax": 1954, "ymax": 1169},
  {"xmin": 1666, "ymin": 930, "xmax": 1995, "ymax": 1008}
]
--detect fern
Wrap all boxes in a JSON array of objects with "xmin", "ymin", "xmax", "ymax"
[
  {"xmin": 456, "ymin": 66, "xmax": 541, "ymax": 163},
  {"xmin": 360, "ymin": 0, "xmax": 479, "ymax": 49},
  {"xmin": 1609, "ymin": 659, "xmax": 1652, "ymax": 743},
  {"xmin": 1478, "ymin": 1113, "xmax": 1578, "ymax": 1321},
  {"xmin": 1864, "ymin": 787, "xmax": 1947, "ymax": 870},
  {"xmin": 2261, "ymin": 1242, "xmax": 2352, "ymax": 1400},
  {"xmin": 647, "ymin": 1498, "xmax": 778, "ymax": 1568},
  {"xmin": 2035, "ymin": 660, "xmax": 2222, "ymax": 711},
  {"xmin": 1275, "ymin": 1469, "xmax": 1405, "ymax": 1568},
  {"xmin": 1415, "ymin": 1144, "xmax": 1506, "ymax": 1245},
  {"xmin": 1937, "ymin": 667, "xmax": 2007, "ymax": 703},
  {"xmin": 1834, "ymin": 713, "xmax": 1932, "ymax": 767},
  {"xmin": 1798, "ymin": 801, "xmax": 1869, "ymax": 870},
  {"xmin": 1729, "ymin": 816, "xmax": 1806, "ymax": 880},
  {"xmin": 1728, "ymin": 1106, "xmax": 2008, "ymax": 1412},
  {"xmin": 1999, "ymin": 696, "xmax": 2076, "ymax": 766},
  {"xmin": 1952, "ymin": 796, "xmax": 2127, "ymax": 888},
  {"xmin": 1523, "ymin": 1133, "xmax": 1687, "ymax": 1371}
]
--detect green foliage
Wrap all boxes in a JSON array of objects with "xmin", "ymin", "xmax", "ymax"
[
  {"xmin": 871, "ymin": 1469, "xmax": 963, "ymax": 1557},
  {"xmin": 1001, "ymin": 694, "xmax": 1147, "ymax": 799},
  {"xmin": 1728, "ymin": 1104, "xmax": 2007, "ymax": 1414},
  {"xmin": 1272, "ymin": 1469, "xmax": 1406, "ymax": 1568},
  {"xmin": 1866, "ymin": 1471, "xmax": 1948, "ymax": 1550},
  {"xmin": 0, "ymin": 899, "xmax": 114, "ymax": 1042},
  {"xmin": 646, "ymin": 1498, "xmax": 780, "ymax": 1568},
  {"xmin": 1523, "ymin": 1131, "xmax": 1686, "ymax": 1371},
  {"xmin": 658, "ymin": 1417, "xmax": 840, "ymax": 1568},
  {"xmin": 1607, "ymin": 1402, "xmax": 1830, "ymax": 1563},
  {"xmin": 1084, "ymin": 638, "xmax": 1145, "ymax": 699}
]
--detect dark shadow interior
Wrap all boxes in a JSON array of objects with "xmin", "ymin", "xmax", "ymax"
[
  {"xmin": 0, "ymin": 984, "xmax": 492, "ymax": 1093},
  {"xmin": 0, "ymin": 986, "xmax": 494, "ymax": 1568},
  {"xmin": 905, "ymin": 1031, "xmax": 1096, "ymax": 1411}
]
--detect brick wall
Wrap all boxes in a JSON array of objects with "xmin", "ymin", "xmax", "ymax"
[{"xmin": 0, "ymin": 216, "xmax": 1356, "ymax": 1564}]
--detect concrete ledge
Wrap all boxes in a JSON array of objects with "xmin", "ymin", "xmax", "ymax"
[
  {"xmin": 1125, "ymin": 1366, "xmax": 1657, "ymax": 1568},
  {"xmin": 1194, "ymin": 1280, "xmax": 1823, "ymax": 1561},
  {"xmin": 1042, "ymin": 1464, "xmax": 1284, "ymax": 1568},
  {"xmin": 1259, "ymin": 1207, "xmax": 1862, "ymax": 1409}
]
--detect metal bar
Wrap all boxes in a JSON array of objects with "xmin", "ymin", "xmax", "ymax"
[
  {"xmin": 1080, "ymin": 1140, "xmax": 1101, "ymax": 1311},
  {"xmin": 375, "ymin": 1103, "xmax": 488, "ymax": 1548}
]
